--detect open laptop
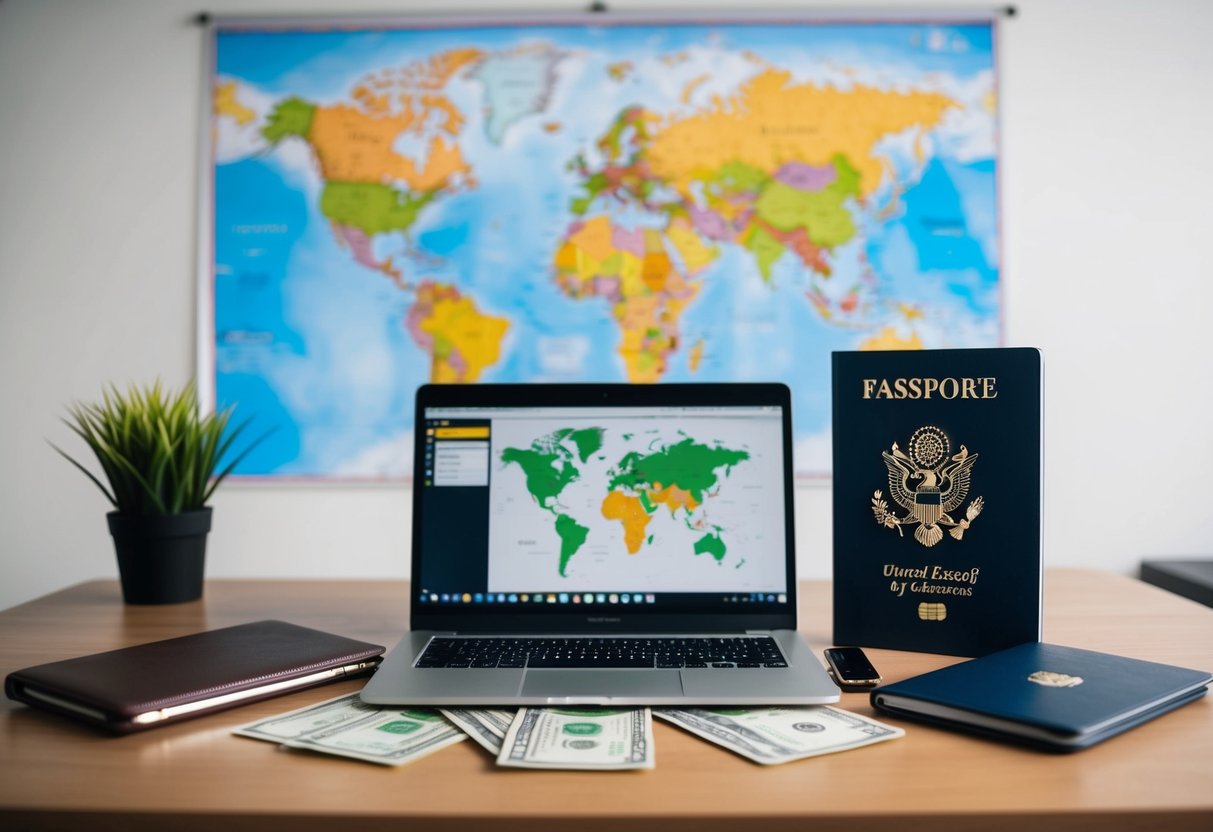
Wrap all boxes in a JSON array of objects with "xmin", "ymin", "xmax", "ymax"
[{"xmin": 361, "ymin": 382, "xmax": 840, "ymax": 707}]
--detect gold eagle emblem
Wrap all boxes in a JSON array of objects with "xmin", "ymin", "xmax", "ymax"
[{"xmin": 871, "ymin": 425, "xmax": 984, "ymax": 548}]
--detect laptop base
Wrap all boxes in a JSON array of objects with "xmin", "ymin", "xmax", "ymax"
[{"xmin": 362, "ymin": 629, "xmax": 839, "ymax": 707}]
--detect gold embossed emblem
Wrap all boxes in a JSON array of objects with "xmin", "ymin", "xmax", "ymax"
[
  {"xmin": 918, "ymin": 602, "xmax": 948, "ymax": 621},
  {"xmin": 1028, "ymin": 671, "xmax": 1084, "ymax": 688},
  {"xmin": 872, "ymin": 425, "xmax": 984, "ymax": 548}
]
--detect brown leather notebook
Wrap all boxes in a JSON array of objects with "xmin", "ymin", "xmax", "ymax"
[{"xmin": 4, "ymin": 620, "xmax": 384, "ymax": 733}]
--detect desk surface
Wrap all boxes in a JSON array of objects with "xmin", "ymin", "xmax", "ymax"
[{"xmin": 2, "ymin": 569, "xmax": 1211, "ymax": 832}]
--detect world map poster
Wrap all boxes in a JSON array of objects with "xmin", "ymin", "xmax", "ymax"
[{"xmin": 204, "ymin": 13, "xmax": 1000, "ymax": 480}]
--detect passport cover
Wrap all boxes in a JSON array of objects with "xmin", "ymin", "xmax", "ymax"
[
  {"xmin": 832, "ymin": 347, "xmax": 1042, "ymax": 656},
  {"xmin": 870, "ymin": 642, "xmax": 1212, "ymax": 751},
  {"xmin": 4, "ymin": 620, "xmax": 384, "ymax": 733}
]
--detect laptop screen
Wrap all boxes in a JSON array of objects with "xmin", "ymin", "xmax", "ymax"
[{"xmin": 410, "ymin": 384, "xmax": 797, "ymax": 632}]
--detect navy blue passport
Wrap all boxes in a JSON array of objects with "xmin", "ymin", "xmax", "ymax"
[
  {"xmin": 832, "ymin": 347, "xmax": 1042, "ymax": 656},
  {"xmin": 871, "ymin": 643, "xmax": 1211, "ymax": 751}
]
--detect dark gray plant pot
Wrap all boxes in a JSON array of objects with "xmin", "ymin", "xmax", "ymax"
[{"xmin": 107, "ymin": 508, "xmax": 213, "ymax": 605}]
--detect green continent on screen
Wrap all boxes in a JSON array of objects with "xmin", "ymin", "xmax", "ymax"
[
  {"xmin": 500, "ymin": 445, "xmax": 580, "ymax": 511},
  {"xmin": 500, "ymin": 427, "xmax": 607, "ymax": 509},
  {"xmin": 568, "ymin": 427, "xmax": 605, "ymax": 463},
  {"xmin": 554, "ymin": 513, "xmax": 590, "ymax": 577},
  {"xmin": 500, "ymin": 427, "xmax": 605, "ymax": 575},
  {"xmin": 693, "ymin": 531, "xmax": 728, "ymax": 562},
  {"xmin": 608, "ymin": 436, "xmax": 749, "ymax": 503}
]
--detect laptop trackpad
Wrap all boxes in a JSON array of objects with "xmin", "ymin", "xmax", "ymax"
[{"xmin": 521, "ymin": 670, "xmax": 683, "ymax": 701}]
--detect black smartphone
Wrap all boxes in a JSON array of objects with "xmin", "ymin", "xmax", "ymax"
[{"xmin": 823, "ymin": 647, "xmax": 881, "ymax": 690}]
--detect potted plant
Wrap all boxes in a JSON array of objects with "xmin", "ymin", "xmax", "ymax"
[{"xmin": 52, "ymin": 381, "xmax": 262, "ymax": 604}]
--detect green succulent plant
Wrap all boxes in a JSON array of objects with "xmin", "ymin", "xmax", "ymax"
[{"xmin": 52, "ymin": 381, "xmax": 262, "ymax": 515}]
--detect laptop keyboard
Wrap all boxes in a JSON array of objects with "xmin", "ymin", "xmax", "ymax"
[{"xmin": 414, "ymin": 636, "xmax": 788, "ymax": 669}]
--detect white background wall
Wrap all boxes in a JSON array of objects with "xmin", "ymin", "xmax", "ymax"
[{"xmin": 2, "ymin": 0, "xmax": 1211, "ymax": 611}]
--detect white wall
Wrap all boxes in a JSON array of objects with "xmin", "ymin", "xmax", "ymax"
[{"xmin": 2, "ymin": 0, "xmax": 1211, "ymax": 611}]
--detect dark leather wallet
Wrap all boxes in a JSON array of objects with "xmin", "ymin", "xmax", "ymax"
[{"xmin": 4, "ymin": 620, "xmax": 384, "ymax": 733}]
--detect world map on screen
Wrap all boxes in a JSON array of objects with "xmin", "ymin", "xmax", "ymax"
[
  {"xmin": 209, "ymin": 18, "xmax": 999, "ymax": 479},
  {"xmin": 487, "ymin": 419, "xmax": 786, "ymax": 594},
  {"xmin": 499, "ymin": 427, "xmax": 749, "ymax": 578}
]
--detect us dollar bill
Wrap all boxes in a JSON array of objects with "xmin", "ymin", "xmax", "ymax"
[
  {"xmin": 439, "ymin": 708, "xmax": 516, "ymax": 755},
  {"xmin": 497, "ymin": 707, "xmax": 654, "ymax": 770},
  {"xmin": 234, "ymin": 692, "xmax": 465, "ymax": 766},
  {"xmin": 233, "ymin": 692, "xmax": 382, "ymax": 742},
  {"xmin": 655, "ymin": 706, "xmax": 903, "ymax": 765}
]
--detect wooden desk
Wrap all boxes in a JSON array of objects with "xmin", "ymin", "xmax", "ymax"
[{"xmin": 1, "ymin": 569, "xmax": 1211, "ymax": 832}]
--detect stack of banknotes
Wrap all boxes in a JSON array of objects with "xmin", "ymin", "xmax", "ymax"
[{"xmin": 234, "ymin": 692, "xmax": 903, "ymax": 769}]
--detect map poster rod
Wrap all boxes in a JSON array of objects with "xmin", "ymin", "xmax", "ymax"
[
  {"xmin": 192, "ymin": 6, "xmax": 1017, "ymax": 29},
  {"xmin": 574, "ymin": 3, "xmax": 1018, "ymax": 17}
]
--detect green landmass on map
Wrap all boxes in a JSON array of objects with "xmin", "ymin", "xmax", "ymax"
[
  {"xmin": 607, "ymin": 436, "xmax": 749, "ymax": 502},
  {"xmin": 554, "ymin": 513, "xmax": 590, "ymax": 577},
  {"xmin": 262, "ymin": 97, "xmax": 316, "ymax": 143},
  {"xmin": 500, "ymin": 427, "xmax": 604, "ymax": 575},
  {"xmin": 567, "ymin": 427, "xmax": 605, "ymax": 463},
  {"xmin": 754, "ymin": 154, "xmax": 861, "ymax": 244},
  {"xmin": 319, "ymin": 182, "xmax": 434, "ymax": 236},
  {"xmin": 693, "ymin": 532, "xmax": 727, "ymax": 562},
  {"xmin": 500, "ymin": 444, "xmax": 579, "ymax": 510}
]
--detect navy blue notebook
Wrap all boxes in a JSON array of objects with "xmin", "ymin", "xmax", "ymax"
[{"xmin": 871, "ymin": 643, "xmax": 1211, "ymax": 751}]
